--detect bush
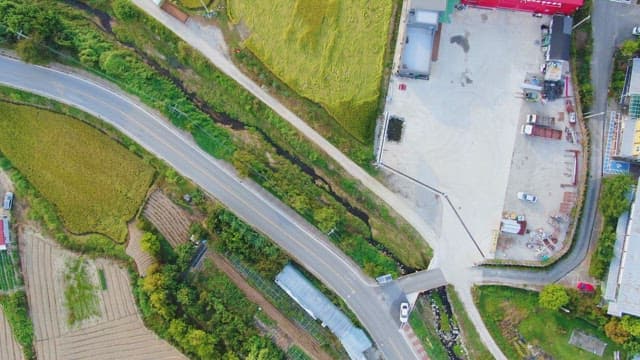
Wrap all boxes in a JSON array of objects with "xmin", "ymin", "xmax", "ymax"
[
  {"xmin": 539, "ymin": 284, "xmax": 569, "ymax": 311},
  {"xmin": 0, "ymin": 292, "xmax": 35, "ymax": 359}
]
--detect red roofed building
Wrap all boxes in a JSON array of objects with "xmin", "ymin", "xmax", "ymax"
[{"xmin": 461, "ymin": 0, "xmax": 583, "ymax": 15}]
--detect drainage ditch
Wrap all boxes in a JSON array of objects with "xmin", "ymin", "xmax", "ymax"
[{"xmin": 61, "ymin": 0, "xmax": 417, "ymax": 274}]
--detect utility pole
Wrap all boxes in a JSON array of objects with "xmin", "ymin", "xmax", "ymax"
[{"xmin": 572, "ymin": 15, "xmax": 590, "ymax": 30}]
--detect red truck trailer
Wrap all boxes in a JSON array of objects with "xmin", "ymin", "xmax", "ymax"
[{"xmin": 521, "ymin": 124, "xmax": 562, "ymax": 140}]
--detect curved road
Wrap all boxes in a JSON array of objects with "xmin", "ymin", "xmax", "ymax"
[{"xmin": 0, "ymin": 56, "xmax": 417, "ymax": 359}]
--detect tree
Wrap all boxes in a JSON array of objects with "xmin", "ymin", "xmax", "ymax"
[
  {"xmin": 16, "ymin": 34, "xmax": 50, "ymax": 64},
  {"xmin": 140, "ymin": 232, "xmax": 160, "ymax": 257},
  {"xmin": 112, "ymin": 0, "xmax": 139, "ymax": 21},
  {"xmin": 621, "ymin": 315, "xmax": 640, "ymax": 337},
  {"xmin": 600, "ymin": 175, "xmax": 634, "ymax": 220},
  {"xmin": 538, "ymin": 284, "xmax": 569, "ymax": 311},
  {"xmin": 620, "ymin": 39, "xmax": 640, "ymax": 58},
  {"xmin": 605, "ymin": 318, "xmax": 631, "ymax": 344}
]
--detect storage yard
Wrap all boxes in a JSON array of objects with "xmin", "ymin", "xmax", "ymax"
[{"xmin": 378, "ymin": 7, "xmax": 584, "ymax": 264}]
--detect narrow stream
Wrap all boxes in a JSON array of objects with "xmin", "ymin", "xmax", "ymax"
[
  {"xmin": 427, "ymin": 287, "xmax": 464, "ymax": 359},
  {"xmin": 62, "ymin": 0, "xmax": 418, "ymax": 274}
]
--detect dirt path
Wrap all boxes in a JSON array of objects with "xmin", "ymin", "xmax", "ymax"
[
  {"xmin": 131, "ymin": 0, "xmax": 439, "ymax": 255},
  {"xmin": 207, "ymin": 252, "xmax": 333, "ymax": 360},
  {"xmin": 144, "ymin": 190, "xmax": 331, "ymax": 359}
]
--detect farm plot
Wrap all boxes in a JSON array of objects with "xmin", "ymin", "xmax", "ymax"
[
  {"xmin": 0, "ymin": 306, "xmax": 23, "ymax": 360},
  {"xmin": 143, "ymin": 190, "xmax": 193, "ymax": 247},
  {"xmin": 0, "ymin": 102, "xmax": 154, "ymax": 243},
  {"xmin": 227, "ymin": 0, "xmax": 393, "ymax": 141},
  {"xmin": 0, "ymin": 251, "xmax": 20, "ymax": 291},
  {"xmin": 20, "ymin": 226, "xmax": 184, "ymax": 360},
  {"xmin": 125, "ymin": 221, "xmax": 155, "ymax": 276}
]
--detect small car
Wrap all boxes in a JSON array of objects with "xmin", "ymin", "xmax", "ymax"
[
  {"xmin": 517, "ymin": 192, "xmax": 537, "ymax": 203},
  {"xmin": 3, "ymin": 192, "xmax": 13, "ymax": 210},
  {"xmin": 400, "ymin": 302, "xmax": 409, "ymax": 323},
  {"xmin": 577, "ymin": 282, "xmax": 595, "ymax": 293},
  {"xmin": 633, "ymin": 26, "xmax": 640, "ymax": 36}
]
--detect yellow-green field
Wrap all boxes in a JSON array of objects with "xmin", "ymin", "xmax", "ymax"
[
  {"xmin": 227, "ymin": 0, "xmax": 392, "ymax": 142},
  {"xmin": 0, "ymin": 102, "xmax": 154, "ymax": 242}
]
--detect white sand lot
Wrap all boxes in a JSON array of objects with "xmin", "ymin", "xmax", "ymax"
[{"xmin": 380, "ymin": 8, "xmax": 548, "ymax": 266}]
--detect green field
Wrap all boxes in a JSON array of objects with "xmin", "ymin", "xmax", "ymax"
[
  {"xmin": 227, "ymin": 0, "xmax": 392, "ymax": 141},
  {"xmin": 0, "ymin": 251, "xmax": 20, "ymax": 291},
  {"xmin": 475, "ymin": 286, "xmax": 622, "ymax": 360},
  {"xmin": 64, "ymin": 258, "xmax": 100, "ymax": 325},
  {"xmin": 0, "ymin": 102, "xmax": 154, "ymax": 243}
]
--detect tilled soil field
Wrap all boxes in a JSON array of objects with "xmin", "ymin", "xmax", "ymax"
[
  {"xmin": 143, "ymin": 191, "xmax": 192, "ymax": 247},
  {"xmin": 125, "ymin": 222, "xmax": 155, "ymax": 276},
  {"xmin": 20, "ymin": 226, "xmax": 185, "ymax": 360},
  {"xmin": 0, "ymin": 306, "xmax": 24, "ymax": 360}
]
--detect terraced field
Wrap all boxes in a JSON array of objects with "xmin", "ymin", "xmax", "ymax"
[
  {"xmin": 20, "ymin": 226, "xmax": 184, "ymax": 360},
  {"xmin": 142, "ymin": 191, "xmax": 192, "ymax": 247}
]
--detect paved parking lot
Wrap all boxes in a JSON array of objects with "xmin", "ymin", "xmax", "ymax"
[
  {"xmin": 497, "ymin": 98, "xmax": 582, "ymax": 261},
  {"xmin": 379, "ymin": 8, "xmax": 583, "ymax": 263},
  {"xmin": 381, "ymin": 8, "xmax": 547, "ymax": 260}
]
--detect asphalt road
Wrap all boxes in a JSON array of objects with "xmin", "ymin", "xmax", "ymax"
[{"xmin": 0, "ymin": 56, "xmax": 418, "ymax": 360}]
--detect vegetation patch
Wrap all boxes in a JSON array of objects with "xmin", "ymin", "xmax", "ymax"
[
  {"xmin": 64, "ymin": 257, "xmax": 101, "ymax": 325},
  {"xmin": 0, "ymin": 101, "xmax": 154, "ymax": 243},
  {"xmin": 0, "ymin": 250, "xmax": 20, "ymax": 291},
  {"xmin": 475, "ymin": 285, "xmax": 623, "ymax": 360},
  {"xmin": 589, "ymin": 174, "xmax": 634, "ymax": 279},
  {"xmin": 227, "ymin": 0, "xmax": 392, "ymax": 142},
  {"xmin": 0, "ymin": 292, "xmax": 35, "ymax": 359},
  {"xmin": 446, "ymin": 286, "xmax": 492, "ymax": 360},
  {"xmin": 571, "ymin": 0, "xmax": 593, "ymax": 110}
]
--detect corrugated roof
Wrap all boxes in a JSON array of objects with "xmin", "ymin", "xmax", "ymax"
[
  {"xmin": 275, "ymin": 265, "xmax": 372, "ymax": 360},
  {"xmin": 608, "ymin": 179, "xmax": 640, "ymax": 317},
  {"xmin": 411, "ymin": 0, "xmax": 448, "ymax": 11},
  {"xmin": 629, "ymin": 58, "xmax": 640, "ymax": 96}
]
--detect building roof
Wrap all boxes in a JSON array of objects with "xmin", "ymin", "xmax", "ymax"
[
  {"xmin": 607, "ymin": 179, "xmax": 640, "ymax": 317},
  {"xmin": 604, "ymin": 211, "xmax": 629, "ymax": 301},
  {"xmin": 629, "ymin": 58, "xmax": 640, "ymax": 96},
  {"xmin": 275, "ymin": 265, "xmax": 372, "ymax": 360},
  {"xmin": 411, "ymin": 0, "xmax": 447, "ymax": 11},
  {"xmin": 548, "ymin": 15, "xmax": 572, "ymax": 61}
]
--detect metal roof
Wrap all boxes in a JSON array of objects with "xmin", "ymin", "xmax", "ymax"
[
  {"xmin": 411, "ymin": 0, "xmax": 448, "ymax": 11},
  {"xmin": 275, "ymin": 265, "xmax": 372, "ymax": 359},
  {"xmin": 548, "ymin": 15, "xmax": 572, "ymax": 61},
  {"xmin": 607, "ymin": 179, "xmax": 640, "ymax": 317},
  {"xmin": 629, "ymin": 58, "xmax": 640, "ymax": 96}
]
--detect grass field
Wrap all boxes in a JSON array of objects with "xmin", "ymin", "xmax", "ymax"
[
  {"xmin": 0, "ymin": 101, "xmax": 154, "ymax": 243},
  {"xmin": 475, "ymin": 286, "xmax": 622, "ymax": 360},
  {"xmin": 0, "ymin": 251, "xmax": 20, "ymax": 292},
  {"xmin": 64, "ymin": 258, "xmax": 100, "ymax": 325},
  {"xmin": 227, "ymin": 0, "xmax": 392, "ymax": 142},
  {"xmin": 177, "ymin": 0, "xmax": 213, "ymax": 8}
]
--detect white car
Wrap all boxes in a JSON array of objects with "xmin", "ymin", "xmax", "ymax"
[
  {"xmin": 3, "ymin": 192, "xmax": 13, "ymax": 210},
  {"xmin": 633, "ymin": 26, "xmax": 640, "ymax": 36},
  {"xmin": 517, "ymin": 192, "xmax": 537, "ymax": 203},
  {"xmin": 400, "ymin": 302, "xmax": 409, "ymax": 323}
]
